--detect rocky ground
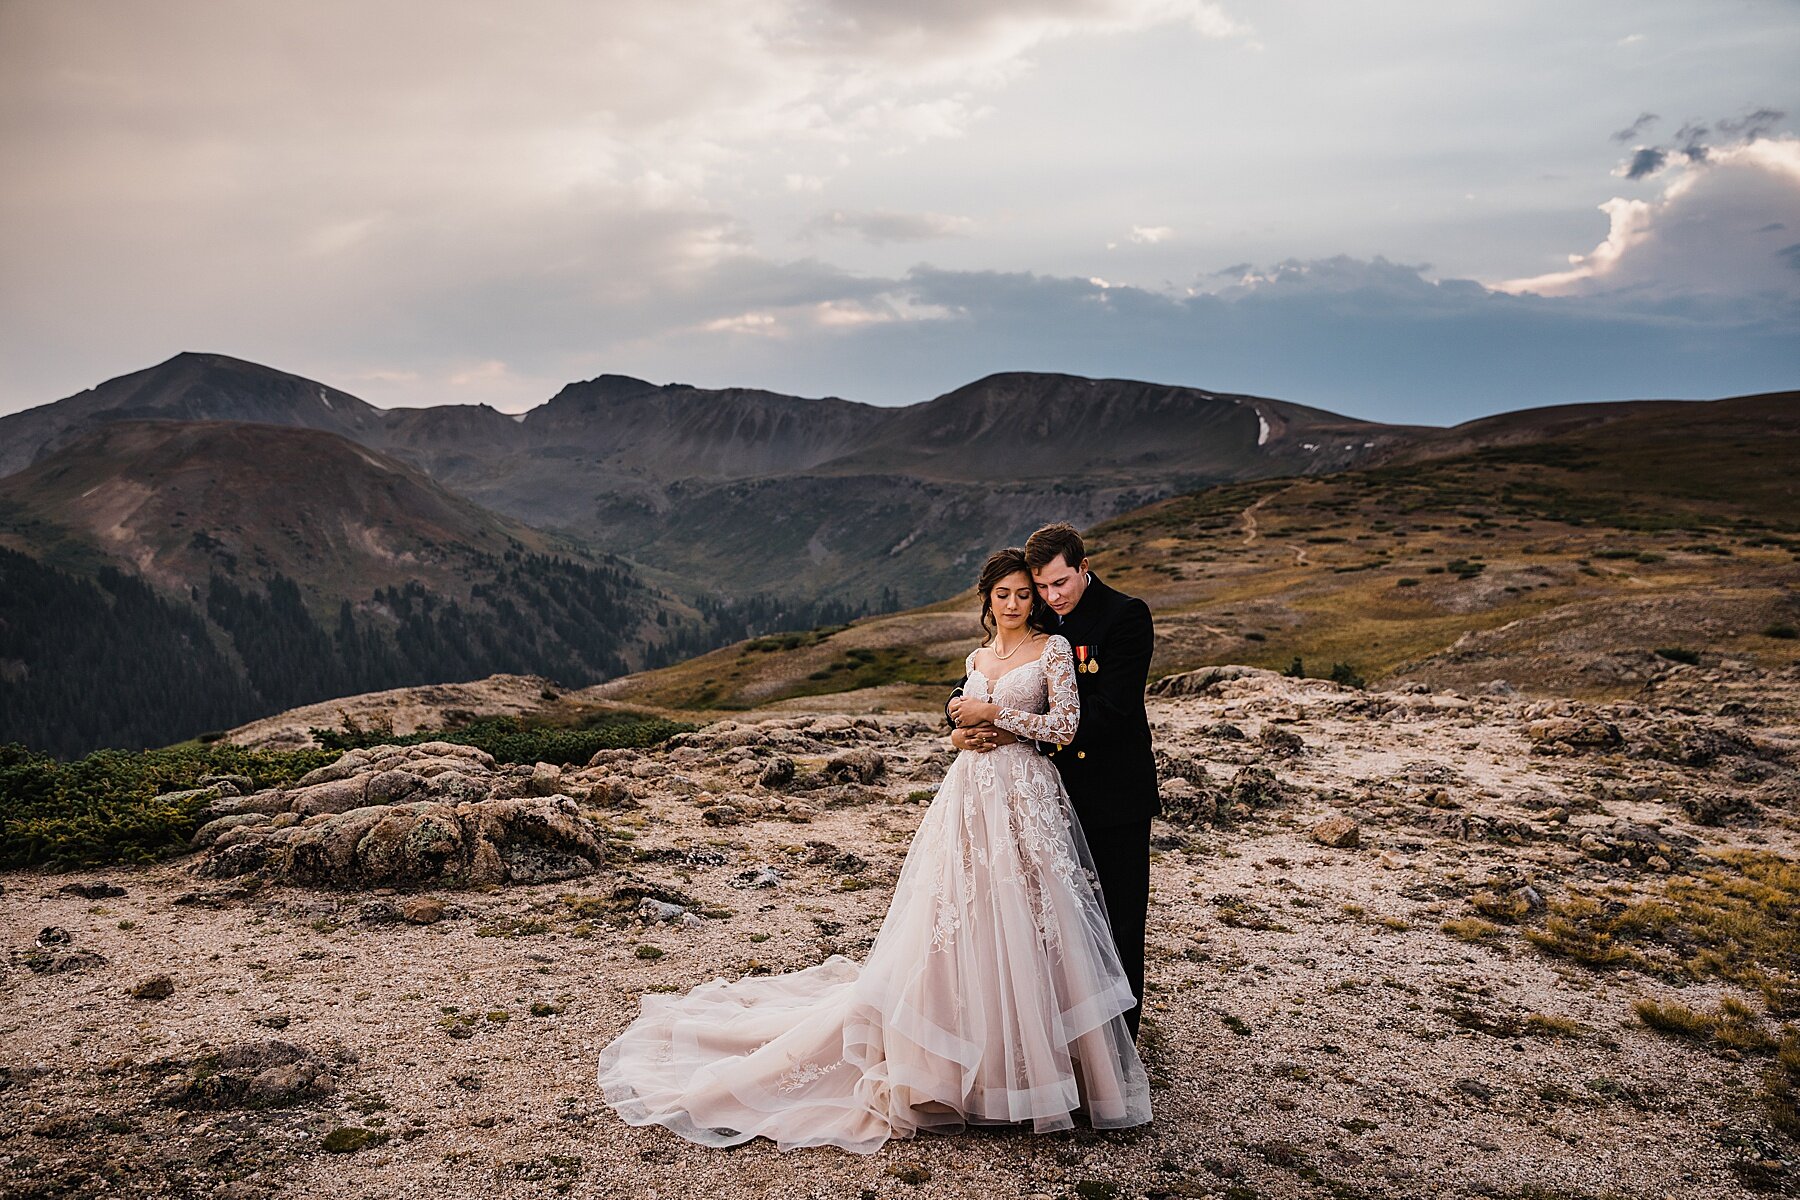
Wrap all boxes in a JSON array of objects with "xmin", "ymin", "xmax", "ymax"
[{"xmin": 4, "ymin": 666, "xmax": 1798, "ymax": 1200}]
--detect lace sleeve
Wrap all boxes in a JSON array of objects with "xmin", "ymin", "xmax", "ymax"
[{"xmin": 994, "ymin": 635, "xmax": 1079, "ymax": 744}]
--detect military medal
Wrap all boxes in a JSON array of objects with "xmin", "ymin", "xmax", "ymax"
[{"xmin": 1076, "ymin": 644, "xmax": 1098, "ymax": 674}]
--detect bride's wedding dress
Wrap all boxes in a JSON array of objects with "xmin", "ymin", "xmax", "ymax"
[{"xmin": 595, "ymin": 633, "xmax": 1151, "ymax": 1153}]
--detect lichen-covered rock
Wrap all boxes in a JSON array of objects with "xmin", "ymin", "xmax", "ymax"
[
  {"xmin": 151, "ymin": 1041, "xmax": 341, "ymax": 1110},
  {"xmin": 757, "ymin": 755, "xmax": 797, "ymax": 789},
  {"xmin": 824, "ymin": 749, "xmax": 885, "ymax": 785},
  {"xmin": 1149, "ymin": 665, "xmax": 1278, "ymax": 697},
  {"xmin": 287, "ymin": 776, "xmax": 371, "ymax": 817},
  {"xmin": 1632, "ymin": 718, "xmax": 1755, "ymax": 766},
  {"xmin": 584, "ymin": 776, "xmax": 638, "ymax": 808},
  {"xmin": 1525, "ymin": 715, "xmax": 1622, "ymax": 752},
  {"xmin": 1259, "ymin": 725, "xmax": 1307, "ymax": 756},
  {"xmin": 188, "ymin": 745, "xmax": 603, "ymax": 888},
  {"xmin": 459, "ymin": 795, "xmax": 605, "ymax": 885},
  {"xmin": 202, "ymin": 787, "xmax": 292, "ymax": 819},
  {"xmin": 528, "ymin": 761, "xmax": 564, "ymax": 796},
  {"xmin": 129, "ymin": 974, "xmax": 175, "ymax": 1000},
  {"xmin": 1157, "ymin": 777, "xmax": 1218, "ymax": 826},
  {"xmin": 1680, "ymin": 790, "xmax": 1754, "ymax": 825},
  {"xmin": 366, "ymin": 768, "xmax": 428, "ymax": 804},
  {"xmin": 1228, "ymin": 765, "xmax": 1286, "ymax": 811},
  {"xmin": 190, "ymin": 812, "xmax": 273, "ymax": 849},
  {"xmin": 428, "ymin": 769, "xmax": 490, "ymax": 805},
  {"xmin": 1311, "ymin": 816, "xmax": 1360, "ymax": 848},
  {"xmin": 193, "ymin": 839, "xmax": 278, "ymax": 879}
]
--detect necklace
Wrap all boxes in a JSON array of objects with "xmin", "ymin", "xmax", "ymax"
[{"xmin": 992, "ymin": 631, "xmax": 1026, "ymax": 660}]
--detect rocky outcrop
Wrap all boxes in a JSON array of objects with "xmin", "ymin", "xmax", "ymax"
[{"xmin": 190, "ymin": 742, "xmax": 606, "ymax": 887}]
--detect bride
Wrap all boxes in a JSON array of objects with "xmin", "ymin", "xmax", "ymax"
[{"xmin": 595, "ymin": 547, "xmax": 1151, "ymax": 1153}]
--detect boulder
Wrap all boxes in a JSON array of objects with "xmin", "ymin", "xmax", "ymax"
[
  {"xmin": 1149, "ymin": 665, "xmax": 1278, "ymax": 697},
  {"xmin": 190, "ymin": 812, "xmax": 272, "ymax": 849},
  {"xmin": 1524, "ymin": 716, "xmax": 1621, "ymax": 752},
  {"xmin": 1310, "ymin": 816, "xmax": 1360, "ymax": 848},
  {"xmin": 365, "ymin": 769, "xmax": 427, "ymax": 804},
  {"xmin": 56, "ymin": 881, "xmax": 126, "ymax": 899},
  {"xmin": 129, "ymin": 974, "xmax": 176, "ymax": 1000},
  {"xmin": 287, "ymin": 776, "xmax": 371, "ymax": 817},
  {"xmin": 824, "ymin": 750, "xmax": 885, "ymax": 785},
  {"xmin": 758, "ymin": 755, "xmax": 797, "ymax": 789},
  {"xmin": 401, "ymin": 897, "xmax": 446, "ymax": 924},
  {"xmin": 1259, "ymin": 725, "xmax": 1307, "ymax": 757}
]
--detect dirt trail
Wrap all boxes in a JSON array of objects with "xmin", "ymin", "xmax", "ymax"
[{"xmin": 1238, "ymin": 491, "xmax": 1274, "ymax": 545}]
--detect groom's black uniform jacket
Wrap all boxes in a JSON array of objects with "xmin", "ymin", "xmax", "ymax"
[{"xmin": 951, "ymin": 573, "xmax": 1161, "ymax": 833}]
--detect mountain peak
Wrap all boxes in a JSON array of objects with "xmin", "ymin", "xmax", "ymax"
[{"xmin": 0, "ymin": 352, "xmax": 386, "ymax": 478}]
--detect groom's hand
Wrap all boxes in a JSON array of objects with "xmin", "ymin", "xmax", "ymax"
[{"xmin": 951, "ymin": 723, "xmax": 1017, "ymax": 753}]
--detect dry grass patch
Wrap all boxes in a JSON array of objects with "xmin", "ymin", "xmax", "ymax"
[
  {"xmin": 1769, "ymin": 1028, "xmax": 1800, "ymax": 1138},
  {"xmin": 1633, "ymin": 995, "xmax": 1779, "ymax": 1054},
  {"xmin": 1523, "ymin": 1013, "xmax": 1586, "ymax": 1039},
  {"xmin": 1441, "ymin": 916, "xmax": 1504, "ymax": 943},
  {"xmin": 1524, "ymin": 850, "xmax": 1800, "ymax": 1012}
]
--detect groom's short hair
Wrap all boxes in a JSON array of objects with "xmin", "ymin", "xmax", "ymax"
[{"xmin": 1024, "ymin": 523, "xmax": 1085, "ymax": 571}]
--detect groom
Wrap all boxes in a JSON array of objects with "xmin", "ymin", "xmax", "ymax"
[{"xmin": 949, "ymin": 522, "xmax": 1159, "ymax": 1039}]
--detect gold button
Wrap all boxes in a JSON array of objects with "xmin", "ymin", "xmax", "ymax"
[{"xmin": 1076, "ymin": 750, "xmax": 1086, "ymax": 759}]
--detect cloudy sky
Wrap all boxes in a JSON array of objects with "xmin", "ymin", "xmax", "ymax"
[{"xmin": 2, "ymin": 0, "xmax": 1796, "ymax": 425}]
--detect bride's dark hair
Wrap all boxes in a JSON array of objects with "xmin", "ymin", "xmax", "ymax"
[{"xmin": 977, "ymin": 547, "xmax": 1055, "ymax": 645}]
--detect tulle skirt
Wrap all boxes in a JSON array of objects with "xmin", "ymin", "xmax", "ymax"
[{"xmin": 595, "ymin": 743, "xmax": 1152, "ymax": 1153}]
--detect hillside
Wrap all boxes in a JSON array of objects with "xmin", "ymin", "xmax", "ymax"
[
  {"xmin": 0, "ymin": 419, "xmax": 558, "ymax": 595},
  {"xmin": 588, "ymin": 391, "xmax": 1800, "ymax": 714},
  {"xmin": 0, "ymin": 422, "xmax": 668, "ymax": 757}
]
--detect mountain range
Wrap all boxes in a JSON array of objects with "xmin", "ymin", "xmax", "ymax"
[
  {"xmin": 0, "ymin": 352, "xmax": 1426, "ymax": 605},
  {"xmin": 2, "ymin": 350, "xmax": 1784, "ymax": 756}
]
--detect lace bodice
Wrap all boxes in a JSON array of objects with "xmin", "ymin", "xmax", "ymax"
[{"xmin": 964, "ymin": 634, "xmax": 1080, "ymax": 745}]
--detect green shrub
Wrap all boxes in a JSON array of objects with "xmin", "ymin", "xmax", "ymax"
[
  {"xmin": 0, "ymin": 741, "xmax": 336, "ymax": 868},
  {"xmin": 1763, "ymin": 623, "xmax": 1798, "ymax": 640},
  {"xmin": 1328, "ymin": 662, "xmax": 1367, "ymax": 689},
  {"xmin": 2, "ymin": 712, "xmax": 692, "ymax": 868}
]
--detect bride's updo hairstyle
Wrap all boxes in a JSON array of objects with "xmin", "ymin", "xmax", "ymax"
[{"xmin": 977, "ymin": 547, "xmax": 1055, "ymax": 645}]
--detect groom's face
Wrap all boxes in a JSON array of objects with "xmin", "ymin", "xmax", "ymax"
[{"xmin": 1031, "ymin": 554, "xmax": 1089, "ymax": 617}]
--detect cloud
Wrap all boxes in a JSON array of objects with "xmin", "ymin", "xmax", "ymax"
[
  {"xmin": 653, "ymin": 254, "xmax": 1796, "ymax": 420},
  {"xmin": 1129, "ymin": 225, "xmax": 1174, "ymax": 243},
  {"xmin": 1719, "ymin": 107, "xmax": 1787, "ymax": 141},
  {"xmin": 0, "ymin": 0, "xmax": 1252, "ymax": 412},
  {"xmin": 1620, "ymin": 147, "xmax": 1667, "ymax": 181},
  {"xmin": 1501, "ymin": 134, "xmax": 1800, "ymax": 299},
  {"xmin": 1612, "ymin": 112, "xmax": 1659, "ymax": 143},
  {"xmin": 801, "ymin": 209, "xmax": 975, "ymax": 243}
]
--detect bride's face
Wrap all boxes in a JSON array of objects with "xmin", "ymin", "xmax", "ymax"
[{"xmin": 989, "ymin": 570, "xmax": 1034, "ymax": 633}]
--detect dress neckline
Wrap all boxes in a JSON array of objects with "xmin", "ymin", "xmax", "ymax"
[{"xmin": 968, "ymin": 638, "xmax": 1055, "ymax": 690}]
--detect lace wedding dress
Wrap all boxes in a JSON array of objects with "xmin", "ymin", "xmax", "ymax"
[{"xmin": 595, "ymin": 633, "xmax": 1151, "ymax": 1153}]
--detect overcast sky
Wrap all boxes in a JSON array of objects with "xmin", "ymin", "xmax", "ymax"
[{"xmin": 2, "ymin": 0, "xmax": 1796, "ymax": 425}]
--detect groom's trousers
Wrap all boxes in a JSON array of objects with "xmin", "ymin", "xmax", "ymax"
[{"xmin": 1083, "ymin": 818, "xmax": 1151, "ymax": 1040}]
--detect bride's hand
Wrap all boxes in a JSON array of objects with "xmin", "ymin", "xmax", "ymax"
[{"xmin": 950, "ymin": 697, "xmax": 1000, "ymax": 726}]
